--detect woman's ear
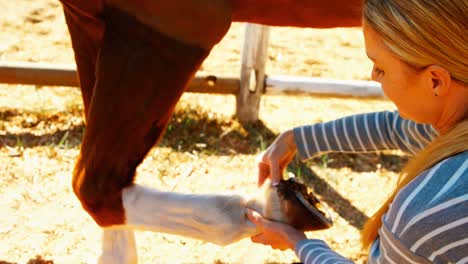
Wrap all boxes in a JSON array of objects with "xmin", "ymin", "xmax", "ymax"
[{"xmin": 425, "ymin": 65, "xmax": 451, "ymax": 97}]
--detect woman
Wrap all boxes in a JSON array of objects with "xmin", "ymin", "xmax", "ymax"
[{"xmin": 247, "ymin": 0, "xmax": 468, "ymax": 263}]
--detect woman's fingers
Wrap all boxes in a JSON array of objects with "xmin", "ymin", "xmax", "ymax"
[
  {"xmin": 257, "ymin": 155, "xmax": 282, "ymax": 186},
  {"xmin": 256, "ymin": 131, "xmax": 297, "ymax": 187},
  {"xmin": 251, "ymin": 232, "xmax": 289, "ymax": 251},
  {"xmin": 257, "ymin": 161, "xmax": 270, "ymax": 187},
  {"xmin": 247, "ymin": 209, "xmax": 294, "ymax": 250},
  {"xmin": 246, "ymin": 208, "xmax": 263, "ymax": 225},
  {"xmin": 251, "ymin": 233, "xmax": 267, "ymax": 244},
  {"xmin": 247, "ymin": 209, "xmax": 269, "ymax": 244},
  {"xmin": 269, "ymin": 161, "xmax": 282, "ymax": 185}
]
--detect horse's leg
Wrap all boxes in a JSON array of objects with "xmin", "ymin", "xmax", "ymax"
[
  {"xmin": 122, "ymin": 185, "xmax": 260, "ymax": 245},
  {"xmin": 74, "ymin": 3, "xmax": 260, "ymax": 250},
  {"xmin": 61, "ymin": 1, "xmax": 104, "ymax": 120},
  {"xmin": 72, "ymin": 5, "xmax": 214, "ymax": 227},
  {"xmin": 99, "ymin": 228, "xmax": 137, "ymax": 264},
  {"xmin": 60, "ymin": 2, "xmax": 139, "ymax": 262}
]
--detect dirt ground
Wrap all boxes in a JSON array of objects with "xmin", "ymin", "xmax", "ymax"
[{"xmin": 0, "ymin": 1, "xmax": 404, "ymax": 263}]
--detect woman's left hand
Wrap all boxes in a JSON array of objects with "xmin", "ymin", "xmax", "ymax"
[{"xmin": 246, "ymin": 208, "xmax": 307, "ymax": 250}]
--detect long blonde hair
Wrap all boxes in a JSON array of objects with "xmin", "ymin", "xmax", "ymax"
[
  {"xmin": 363, "ymin": 0, "xmax": 467, "ymax": 83},
  {"xmin": 361, "ymin": 0, "xmax": 468, "ymax": 249}
]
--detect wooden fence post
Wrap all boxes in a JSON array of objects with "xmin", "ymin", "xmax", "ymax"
[{"xmin": 236, "ymin": 23, "xmax": 270, "ymax": 123}]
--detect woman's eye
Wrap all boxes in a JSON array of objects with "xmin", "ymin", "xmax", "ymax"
[{"xmin": 374, "ymin": 66, "xmax": 384, "ymax": 76}]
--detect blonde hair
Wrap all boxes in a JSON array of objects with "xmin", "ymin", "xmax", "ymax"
[
  {"xmin": 363, "ymin": 0, "xmax": 468, "ymax": 83},
  {"xmin": 361, "ymin": 0, "xmax": 468, "ymax": 249}
]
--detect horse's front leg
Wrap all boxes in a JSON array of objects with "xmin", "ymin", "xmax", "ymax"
[
  {"xmin": 61, "ymin": 2, "xmax": 139, "ymax": 262},
  {"xmin": 99, "ymin": 228, "xmax": 137, "ymax": 264},
  {"xmin": 123, "ymin": 185, "xmax": 258, "ymax": 245},
  {"xmin": 72, "ymin": 4, "xmax": 225, "ymax": 227},
  {"xmin": 70, "ymin": 6, "xmax": 233, "ymax": 263}
]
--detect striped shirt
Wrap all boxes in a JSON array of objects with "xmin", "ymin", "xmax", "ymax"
[{"xmin": 292, "ymin": 111, "xmax": 468, "ymax": 264}]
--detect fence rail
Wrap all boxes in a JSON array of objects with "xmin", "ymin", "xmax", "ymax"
[{"xmin": 0, "ymin": 24, "xmax": 384, "ymax": 122}]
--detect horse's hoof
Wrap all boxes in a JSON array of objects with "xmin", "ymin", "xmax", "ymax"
[{"xmin": 275, "ymin": 177, "xmax": 333, "ymax": 231}]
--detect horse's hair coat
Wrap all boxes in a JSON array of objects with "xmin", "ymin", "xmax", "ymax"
[
  {"xmin": 99, "ymin": 228, "xmax": 137, "ymax": 264},
  {"xmin": 122, "ymin": 184, "xmax": 255, "ymax": 245},
  {"xmin": 120, "ymin": 181, "xmax": 286, "ymax": 246},
  {"xmin": 97, "ymin": 182, "xmax": 289, "ymax": 263}
]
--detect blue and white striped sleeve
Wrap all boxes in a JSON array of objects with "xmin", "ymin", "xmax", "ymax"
[
  {"xmin": 295, "ymin": 239, "xmax": 354, "ymax": 264},
  {"xmin": 293, "ymin": 111, "xmax": 438, "ymax": 160}
]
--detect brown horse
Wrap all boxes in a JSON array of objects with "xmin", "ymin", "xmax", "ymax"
[{"xmin": 58, "ymin": 0, "xmax": 361, "ymax": 262}]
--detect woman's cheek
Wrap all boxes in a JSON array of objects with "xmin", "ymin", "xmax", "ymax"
[{"xmin": 380, "ymin": 83, "xmax": 393, "ymax": 100}]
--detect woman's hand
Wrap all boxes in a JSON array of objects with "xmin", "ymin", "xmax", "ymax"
[
  {"xmin": 258, "ymin": 130, "xmax": 297, "ymax": 186},
  {"xmin": 246, "ymin": 208, "xmax": 307, "ymax": 250}
]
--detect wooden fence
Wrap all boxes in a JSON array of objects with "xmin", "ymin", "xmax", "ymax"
[{"xmin": 0, "ymin": 24, "xmax": 383, "ymax": 123}]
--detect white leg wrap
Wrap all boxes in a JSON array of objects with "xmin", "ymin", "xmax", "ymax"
[
  {"xmin": 122, "ymin": 184, "xmax": 259, "ymax": 245},
  {"xmin": 98, "ymin": 228, "xmax": 138, "ymax": 264}
]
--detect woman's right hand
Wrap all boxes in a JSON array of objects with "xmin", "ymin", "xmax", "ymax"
[
  {"xmin": 246, "ymin": 208, "xmax": 307, "ymax": 250},
  {"xmin": 257, "ymin": 129, "xmax": 297, "ymax": 186}
]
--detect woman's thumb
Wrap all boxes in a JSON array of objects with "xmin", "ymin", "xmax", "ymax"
[
  {"xmin": 269, "ymin": 162, "xmax": 282, "ymax": 185},
  {"xmin": 246, "ymin": 208, "xmax": 263, "ymax": 226}
]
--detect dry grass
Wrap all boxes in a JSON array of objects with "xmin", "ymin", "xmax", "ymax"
[{"xmin": 0, "ymin": 1, "xmax": 405, "ymax": 263}]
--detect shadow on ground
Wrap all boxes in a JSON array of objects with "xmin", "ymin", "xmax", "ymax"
[
  {"xmin": 288, "ymin": 161, "xmax": 370, "ymax": 230},
  {"xmin": 0, "ymin": 255, "xmax": 54, "ymax": 264},
  {"xmin": 1, "ymin": 107, "xmax": 407, "ymax": 174}
]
